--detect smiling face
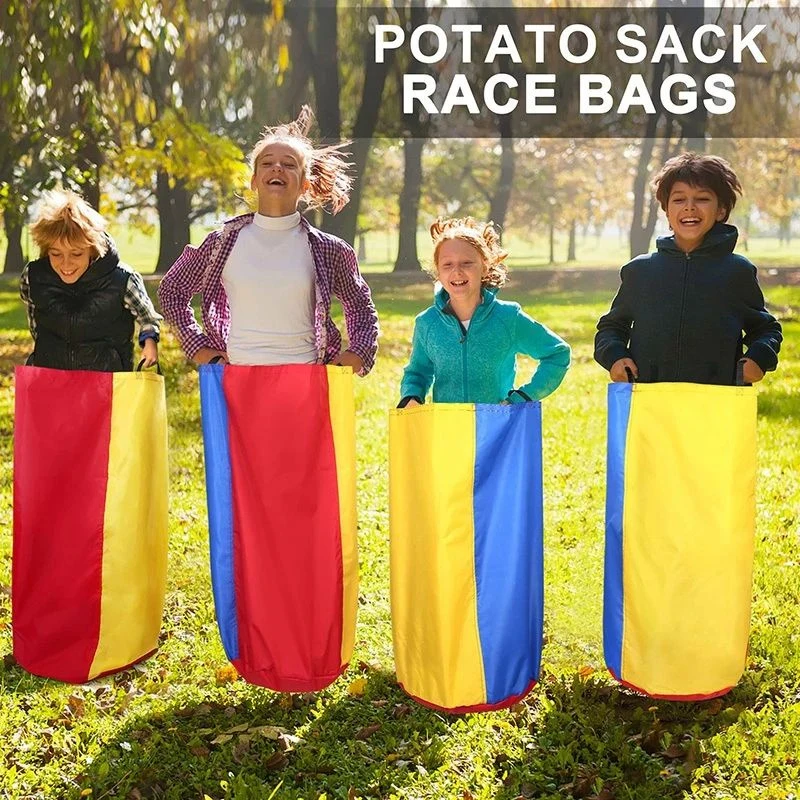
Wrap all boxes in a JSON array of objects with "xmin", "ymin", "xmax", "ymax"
[
  {"xmin": 666, "ymin": 181, "xmax": 727, "ymax": 253},
  {"xmin": 47, "ymin": 238, "xmax": 93, "ymax": 283},
  {"xmin": 250, "ymin": 139, "xmax": 309, "ymax": 217},
  {"xmin": 435, "ymin": 238, "xmax": 487, "ymax": 307}
]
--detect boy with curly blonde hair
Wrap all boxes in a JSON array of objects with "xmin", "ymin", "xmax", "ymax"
[{"xmin": 21, "ymin": 190, "xmax": 161, "ymax": 371}]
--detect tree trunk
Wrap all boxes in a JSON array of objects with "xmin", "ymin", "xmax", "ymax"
[
  {"xmin": 312, "ymin": 0, "xmax": 341, "ymax": 142},
  {"xmin": 284, "ymin": 2, "xmax": 312, "ymax": 113},
  {"xmin": 155, "ymin": 170, "xmax": 192, "ymax": 273},
  {"xmin": 489, "ymin": 128, "xmax": 515, "ymax": 234},
  {"xmin": 75, "ymin": 136, "xmax": 103, "ymax": 210},
  {"xmin": 779, "ymin": 216, "xmax": 791, "ymax": 245},
  {"xmin": 323, "ymin": 7, "xmax": 395, "ymax": 244},
  {"xmin": 3, "ymin": 212, "xmax": 25, "ymax": 274},
  {"xmin": 548, "ymin": 207, "xmax": 555, "ymax": 265},
  {"xmin": 567, "ymin": 218, "xmax": 576, "ymax": 262},
  {"xmin": 394, "ymin": 138, "xmax": 424, "ymax": 272},
  {"xmin": 629, "ymin": 131, "xmax": 676, "ymax": 258}
]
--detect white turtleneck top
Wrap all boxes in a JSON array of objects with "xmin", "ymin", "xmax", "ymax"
[{"xmin": 222, "ymin": 211, "xmax": 317, "ymax": 365}]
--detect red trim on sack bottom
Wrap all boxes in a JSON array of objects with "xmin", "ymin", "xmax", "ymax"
[
  {"xmin": 232, "ymin": 659, "xmax": 348, "ymax": 693},
  {"xmin": 16, "ymin": 648, "xmax": 158, "ymax": 685},
  {"xmin": 607, "ymin": 668, "xmax": 733, "ymax": 702},
  {"xmin": 398, "ymin": 678, "xmax": 537, "ymax": 715}
]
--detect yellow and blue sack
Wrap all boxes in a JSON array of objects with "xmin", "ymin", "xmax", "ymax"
[
  {"xmin": 604, "ymin": 381, "xmax": 757, "ymax": 700},
  {"xmin": 390, "ymin": 402, "xmax": 543, "ymax": 713}
]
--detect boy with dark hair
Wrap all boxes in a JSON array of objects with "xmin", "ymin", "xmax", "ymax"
[{"xmin": 594, "ymin": 152, "xmax": 782, "ymax": 385}]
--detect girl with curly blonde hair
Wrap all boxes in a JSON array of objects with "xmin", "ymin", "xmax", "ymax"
[
  {"xmin": 399, "ymin": 217, "xmax": 571, "ymax": 405},
  {"xmin": 159, "ymin": 105, "xmax": 377, "ymax": 374}
]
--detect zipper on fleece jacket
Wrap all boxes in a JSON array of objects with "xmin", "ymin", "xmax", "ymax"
[
  {"xmin": 68, "ymin": 308, "xmax": 76, "ymax": 369},
  {"xmin": 675, "ymin": 253, "xmax": 691, "ymax": 377},
  {"xmin": 460, "ymin": 321, "xmax": 469, "ymax": 402}
]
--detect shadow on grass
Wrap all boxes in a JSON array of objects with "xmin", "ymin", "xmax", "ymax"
[
  {"xmin": 493, "ymin": 673, "xmax": 758, "ymax": 800},
  {"xmin": 76, "ymin": 667, "xmax": 450, "ymax": 800}
]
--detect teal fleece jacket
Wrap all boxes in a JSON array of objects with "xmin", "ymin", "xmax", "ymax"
[{"xmin": 400, "ymin": 286, "xmax": 571, "ymax": 404}]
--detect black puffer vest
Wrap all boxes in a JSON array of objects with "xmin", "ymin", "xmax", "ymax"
[{"xmin": 27, "ymin": 242, "xmax": 135, "ymax": 372}]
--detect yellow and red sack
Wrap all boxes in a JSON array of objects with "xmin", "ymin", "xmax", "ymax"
[
  {"xmin": 12, "ymin": 366, "xmax": 169, "ymax": 682},
  {"xmin": 604, "ymin": 381, "xmax": 757, "ymax": 699},
  {"xmin": 199, "ymin": 364, "xmax": 358, "ymax": 692}
]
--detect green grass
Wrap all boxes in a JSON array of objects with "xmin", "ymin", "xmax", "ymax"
[
  {"xmin": 0, "ymin": 278, "xmax": 798, "ymax": 800},
  {"xmin": 2, "ymin": 224, "xmax": 798, "ymax": 275}
]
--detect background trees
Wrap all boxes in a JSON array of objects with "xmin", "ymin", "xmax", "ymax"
[{"xmin": 1, "ymin": 1, "xmax": 798, "ymax": 273}]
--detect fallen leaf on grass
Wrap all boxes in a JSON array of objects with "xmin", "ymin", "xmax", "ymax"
[
  {"xmin": 278, "ymin": 733, "xmax": 304, "ymax": 750},
  {"xmin": 189, "ymin": 745, "xmax": 210, "ymax": 758},
  {"xmin": 68, "ymin": 695, "xmax": 86, "ymax": 717},
  {"xmin": 225, "ymin": 723, "xmax": 250, "ymax": 734},
  {"xmin": 215, "ymin": 665, "xmax": 239, "ymax": 685},
  {"xmin": 354, "ymin": 723, "xmax": 381, "ymax": 740},
  {"xmin": 520, "ymin": 783, "xmax": 536, "ymax": 798},
  {"xmin": 264, "ymin": 751, "xmax": 288, "ymax": 770},
  {"xmin": 232, "ymin": 738, "xmax": 251, "ymax": 762},
  {"xmin": 392, "ymin": 704, "xmax": 411, "ymax": 719},
  {"xmin": 705, "ymin": 698, "xmax": 724, "ymax": 716},
  {"xmin": 578, "ymin": 665, "xmax": 595, "ymax": 679},
  {"xmin": 210, "ymin": 734, "xmax": 233, "ymax": 745},
  {"xmin": 587, "ymin": 789, "xmax": 615, "ymax": 800},
  {"xmin": 571, "ymin": 769, "xmax": 599, "ymax": 798},
  {"xmin": 371, "ymin": 700, "xmax": 388, "ymax": 708},
  {"xmin": 661, "ymin": 744, "xmax": 686, "ymax": 760},
  {"xmin": 347, "ymin": 678, "xmax": 368, "ymax": 697},
  {"xmin": 640, "ymin": 727, "xmax": 662, "ymax": 754},
  {"xmin": 250, "ymin": 725, "xmax": 285, "ymax": 740}
]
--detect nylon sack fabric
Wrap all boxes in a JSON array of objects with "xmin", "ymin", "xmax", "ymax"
[
  {"xmin": 199, "ymin": 363, "xmax": 357, "ymax": 692},
  {"xmin": 389, "ymin": 402, "xmax": 544, "ymax": 713},
  {"xmin": 604, "ymin": 381, "xmax": 757, "ymax": 700},
  {"xmin": 12, "ymin": 366, "xmax": 169, "ymax": 682}
]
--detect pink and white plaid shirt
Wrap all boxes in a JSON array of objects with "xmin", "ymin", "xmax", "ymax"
[{"xmin": 157, "ymin": 213, "xmax": 379, "ymax": 375}]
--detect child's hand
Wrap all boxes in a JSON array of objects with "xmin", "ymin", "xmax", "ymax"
[
  {"xmin": 194, "ymin": 347, "xmax": 229, "ymax": 365},
  {"xmin": 741, "ymin": 358, "xmax": 764, "ymax": 384},
  {"xmin": 141, "ymin": 338, "xmax": 158, "ymax": 367},
  {"xmin": 610, "ymin": 357, "xmax": 638, "ymax": 382},
  {"xmin": 333, "ymin": 350, "xmax": 364, "ymax": 373},
  {"xmin": 404, "ymin": 398, "xmax": 421, "ymax": 408}
]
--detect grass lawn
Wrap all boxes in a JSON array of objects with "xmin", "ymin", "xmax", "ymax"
[{"xmin": 0, "ymin": 278, "xmax": 798, "ymax": 800}]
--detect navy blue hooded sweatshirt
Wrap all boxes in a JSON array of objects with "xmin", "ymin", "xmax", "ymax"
[{"xmin": 594, "ymin": 223, "xmax": 782, "ymax": 385}]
